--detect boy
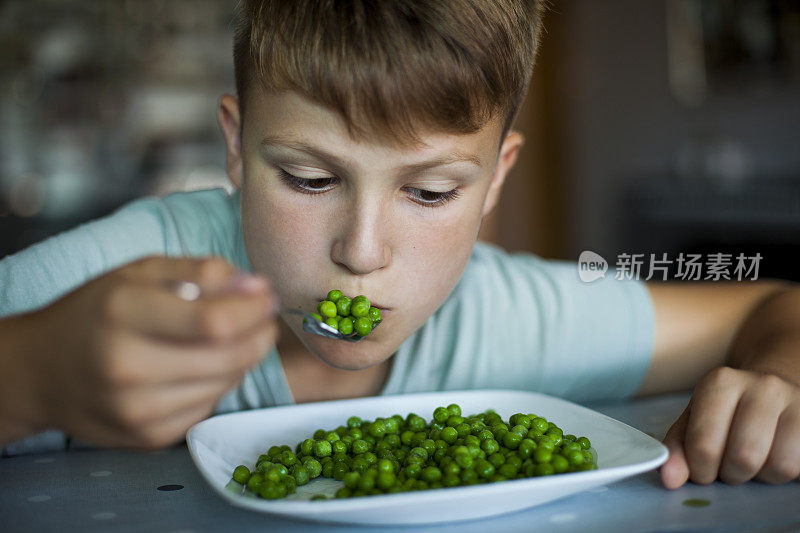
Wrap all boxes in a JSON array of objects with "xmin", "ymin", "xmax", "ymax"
[{"xmin": 0, "ymin": 0, "xmax": 798, "ymax": 492}]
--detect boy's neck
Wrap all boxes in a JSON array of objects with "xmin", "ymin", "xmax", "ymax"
[{"xmin": 276, "ymin": 318, "xmax": 392, "ymax": 404}]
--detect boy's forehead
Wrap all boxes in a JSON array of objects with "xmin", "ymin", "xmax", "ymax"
[{"xmin": 243, "ymin": 90, "xmax": 504, "ymax": 168}]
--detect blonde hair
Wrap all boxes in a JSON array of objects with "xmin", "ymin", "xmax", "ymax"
[{"xmin": 234, "ymin": 0, "xmax": 547, "ymax": 145}]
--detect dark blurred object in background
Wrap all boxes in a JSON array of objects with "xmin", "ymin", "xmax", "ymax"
[{"xmin": 0, "ymin": 0, "xmax": 236, "ymax": 257}]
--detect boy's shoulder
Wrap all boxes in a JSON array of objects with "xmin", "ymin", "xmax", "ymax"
[{"xmin": 123, "ymin": 186, "xmax": 247, "ymax": 267}]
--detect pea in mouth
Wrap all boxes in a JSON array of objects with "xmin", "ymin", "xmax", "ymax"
[{"xmin": 311, "ymin": 290, "xmax": 384, "ymax": 339}]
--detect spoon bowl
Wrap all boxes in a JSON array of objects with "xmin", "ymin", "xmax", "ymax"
[{"xmin": 284, "ymin": 309, "xmax": 380, "ymax": 342}]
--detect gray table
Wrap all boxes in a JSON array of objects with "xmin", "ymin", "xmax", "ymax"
[{"xmin": 2, "ymin": 392, "xmax": 799, "ymax": 533}]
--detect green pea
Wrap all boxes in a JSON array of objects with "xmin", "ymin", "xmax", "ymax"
[
  {"xmin": 377, "ymin": 471, "xmax": 396, "ymax": 489},
  {"xmin": 377, "ymin": 458, "xmax": 394, "ymax": 473},
  {"xmin": 233, "ymin": 465, "xmax": 250, "ymax": 484},
  {"xmin": 503, "ymin": 432, "xmax": 521, "ymax": 450},
  {"xmin": 566, "ymin": 450, "xmax": 585, "ymax": 466},
  {"xmin": 305, "ymin": 459, "xmax": 322, "ymax": 478},
  {"xmin": 480, "ymin": 438, "xmax": 500, "ymax": 455},
  {"xmin": 333, "ymin": 462, "xmax": 350, "ymax": 480},
  {"xmin": 577, "ymin": 436, "xmax": 591, "ymax": 450},
  {"xmin": 326, "ymin": 289, "xmax": 343, "ymax": 303},
  {"xmin": 498, "ymin": 462, "xmax": 518, "ymax": 477},
  {"xmin": 533, "ymin": 448, "xmax": 552, "ymax": 464},
  {"xmin": 299, "ymin": 438, "xmax": 314, "ymax": 456},
  {"xmin": 517, "ymin": 438, "xmax": 536, "ymax": 459},
  {"xmin": 551, "ymin": 454, "xmax": 569, "ymax": 474},
  {"xmin": 531, "ymin": 417, "xmax": 549, "ymax": 433},
  {"xmin": 247, "ymin": 473, "xmax": 263, "ymax": 493},
  {"xmin": 336, "ymin": 296, "xmax": 352, "ymax": 316},
  {"xmin": 309, "ymin": 312, "xmax": 323, "ymax": 322},
  {"xmin": 460, "ymin": 468, "xmax": 478, "ymax": 484},
  {"xmin": 264, "ymin": 465, "xmax": 283, "ymax": 483},
  {"xmin": 368, "ymin": 306, "xmax": 382, "ymax": 323},
  {"xmin": 281, "ymin": 474, "xmax": 296, "ymax": 494},
  {"xmin": 406, "ymin": 413, "xmax": 426, "ymax": 432},
  {"xmin": 351, "ymin": 299, "xmax": 370, "ymax": 318},
  {"xmin": 351, "ymin": 439, "xmax": 369, "ymax": 455},
  {"xmin": 475, "ymin": 459, "xmax": 495, "ymax": 479},
  {"xmin": 291, "ymin": 464, "xmax": 310, "ymax": 485},
  {"xmin": 421, "ymin": 466, "xmax": 442, "ymax": 482},
  {"xmin": 440, "ymin": 426, "xmax": 458, "ymax": 444},
  {"xmin": 488, "ymin": 452, "xmax": 505, "ymax": 468},
  {"xmin": 331, "ymin": 440, "xmax": 348, "ymax": 454},
  {"xmin": 367, "ymin": 420, "xmax": 386, "ymax": 438},
  {"xmin": 443, "ymin": 474, "xmax": 460, "ymax": 487},
  {"xmin": 314, "ymin": 440, "xmax": 332, "ymax": 458},
  {"xmin": 534, "ymin": 463, "xmax": 554, "ymax": 476},
  {"xmin": 317, "ymin": 300, "xmax": 337, "ymax": 318},
  {"xmin": 259, "ymin": 480, "xmax": 282, "ymax": 499},
  {"xmin": 337, "ymin": 317, "xmax": 354, "ymax": 335},
  {"xmin": 433, "ymin": 407, "xmax": 450, "ymax": 423},
  {"xmin": 354, "ymin": 317, "xmax": 372, "ymax": 336},
  {"xmin": 385, "ymin": 418, "xmax": 400, "ymax": 435},
  {"xmin": 324, "ymin": 316, "xmax": 339, "ymax": 330}
]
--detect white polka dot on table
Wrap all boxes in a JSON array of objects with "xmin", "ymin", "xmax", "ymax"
[
  {"xmin": 27, "ymin": 495, "xmax": 51, "ymax": 503},
  {"xmin": 588, "ymin": 485, "xmax": 608, "ymax": 493},
  {"xmin": 549, "ymin": 513, "xmax": 577, "ymax": 524},
  {"xmin": 91, "ymin": 512, "xmax": 117, "ymax": 521},
  {"xmin": 90, "ymin": 470, "xmax": 112, "ymax": 477},
  {"xmin": 33, "ymin": 457, "xmax": 55, "ymax": 464}
]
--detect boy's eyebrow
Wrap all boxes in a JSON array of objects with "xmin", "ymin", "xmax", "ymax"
[{"xmin": 258, "ymin": 135, "xmax": 483, "ymax": 171}]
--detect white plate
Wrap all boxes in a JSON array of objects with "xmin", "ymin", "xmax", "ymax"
[{"xmin": 187, "ymin": 389, "xmax": 668, "ymax": 525}]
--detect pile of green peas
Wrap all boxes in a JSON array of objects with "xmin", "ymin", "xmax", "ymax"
[
  {"xmin": 230, "ymin": 403, "xmax": 597, "ymax": 501},
  {"xmin": 308, "ymin": 289, "xmax": 382, "ymax": 338}
]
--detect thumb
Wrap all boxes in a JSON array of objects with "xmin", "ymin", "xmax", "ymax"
[{"xmin": 659, "ymin": 401, "xmax": 692, "ymax": 490}]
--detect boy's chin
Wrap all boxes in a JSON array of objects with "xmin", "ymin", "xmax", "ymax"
[{"xmin": 305, "ymin": 336, "xmax": 392, "ymax": 370}]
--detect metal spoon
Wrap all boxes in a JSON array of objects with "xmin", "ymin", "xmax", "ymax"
[
  {"xmin": 171, "ymin": 280, "xmax": 377, "ymax": 343},
  {"xmin": 284, "ymin": 309, "xmax": 380, "ymax": 342},
  {"xmin": 172, "ymin": 281, "xmax": 380, "ymax": 342}
]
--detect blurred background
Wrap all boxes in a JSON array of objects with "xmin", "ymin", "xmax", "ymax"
[{"xmin": 1, "ymin": 0, "xmax": 799, "ymax": 281}]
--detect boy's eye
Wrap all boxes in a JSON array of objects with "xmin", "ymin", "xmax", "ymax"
[
  {"xmin": 404, "ymin": 187, "xmax": 461, "ymax": 207},
  {"xmin": 279, "ymin": 169, "xmax": 337, "ymax": 193}
]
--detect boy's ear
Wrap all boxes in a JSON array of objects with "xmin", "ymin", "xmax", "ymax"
[
  {"xmin": 482, "ymin": 131, "xmax": 524, "ymax": 217},
  {"xmin": 218, "ymin": 94, "xmax": 244, "ymax": 190}
]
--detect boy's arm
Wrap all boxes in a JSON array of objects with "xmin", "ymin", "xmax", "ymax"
[{"xmin": 641, "ymin": 281, "xmax": 800, "ymax": 488}]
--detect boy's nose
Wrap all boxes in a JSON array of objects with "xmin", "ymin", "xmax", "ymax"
[{"xmin": 330, "ymin": 205, "xmax": 391, "ymax": 276}]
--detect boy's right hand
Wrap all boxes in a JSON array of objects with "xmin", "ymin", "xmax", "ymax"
[{"xmin": 21, "ymin": 256, "xmax": 279, "ymax": 450}]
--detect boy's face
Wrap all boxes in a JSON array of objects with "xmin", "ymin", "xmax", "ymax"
[{"xmin": 219, "ymin": 91, "xmax": 521, "ymax": 370}]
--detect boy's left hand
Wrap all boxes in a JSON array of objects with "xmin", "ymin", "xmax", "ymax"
[{"xmin": 660, "ymin": 366, "xmax": 800, "ymax": 488}]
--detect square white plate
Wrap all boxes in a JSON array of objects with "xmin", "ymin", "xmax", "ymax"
[{"xmin": 187, "ymin": 389, "xmax": 668, "ymax": 525}]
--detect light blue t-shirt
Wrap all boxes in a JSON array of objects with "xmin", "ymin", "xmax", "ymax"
[{"xmin": 0, "ymin": 188, "xmax": 654, "ymax": 456}]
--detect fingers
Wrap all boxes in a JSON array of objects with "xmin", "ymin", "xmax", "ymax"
[
  {"xmin": 122, "ymin": 256, "xmax": 239, "ymax": 294},
  {"xmin": 102, "ymin": 321, "xmax": 278, "ymax": 386},
  {"xmin": 660, "ymin": 402, "xmax": 692, "ymax": 490},
  {"xmin": 756, "ymin": 405, "xmax": 800, "ymax": 484},
  {"xmin": 719, "ymin": 380, "xmax": 785, "ymax": 484},
  {"xmin": 684, "ymin": 369, "xmax": 742, "ymax": 485},
  {"xmin": 104, "ymin": 278, "xmax": 278, "ymax": 343}
]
